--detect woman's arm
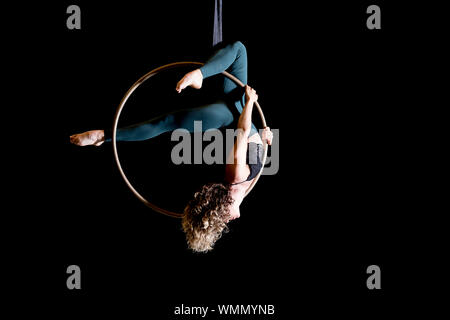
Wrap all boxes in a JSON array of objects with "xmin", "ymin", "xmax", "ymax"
[
  {"xmin": 231, "ymin": 86, "xmax": 258, "ymax": 167},
  {"xmin": 237, "ymin": 85, "xmax": 258, "ymax": 136}
]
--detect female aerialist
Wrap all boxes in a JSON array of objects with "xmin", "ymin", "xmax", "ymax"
[{"xmin": 70, "ymin": 41, "xmax": 273, "ymax": 252}]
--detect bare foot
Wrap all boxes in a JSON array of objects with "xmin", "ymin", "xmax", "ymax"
[
  {"xmin": 70, "ymin": 130, "xmax": 105, "ymax": 146},
  {"xmin": 176, "ymin": 69, "xmax": 203, "ymax": 93}
]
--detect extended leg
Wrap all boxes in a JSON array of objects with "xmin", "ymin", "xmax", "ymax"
[{"xmin": 105, "ymin": 101, "xmax": 233, "ymax": 142}]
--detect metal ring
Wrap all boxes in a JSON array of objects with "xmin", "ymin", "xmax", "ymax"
[{"xmin": 112, "ymin": 62, "xmax": 268, "ymax": 218}]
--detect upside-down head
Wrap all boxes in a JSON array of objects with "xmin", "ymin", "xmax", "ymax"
[{"xmin": 182, "ymin": 182, "xmax": 234, "ymax": 253}]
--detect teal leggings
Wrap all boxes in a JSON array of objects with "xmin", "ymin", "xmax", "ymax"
[{"xmin": 110, "ymin": 41, "xmax": 257, "ymax": 142}]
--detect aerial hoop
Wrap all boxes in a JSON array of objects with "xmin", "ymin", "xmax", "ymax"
[{"xmin": 112, "ymin": 62, "xmax": 268, "ymax": 218}]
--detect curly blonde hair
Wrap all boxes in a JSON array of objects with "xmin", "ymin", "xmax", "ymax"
[{"xmin": 182, "ymin": 182, "xmax": 234, "ymax": 253}]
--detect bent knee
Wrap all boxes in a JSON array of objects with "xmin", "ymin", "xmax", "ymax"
[{"xmin": 232, "ymin": 41, "xmax": 246, "ymax": 53}]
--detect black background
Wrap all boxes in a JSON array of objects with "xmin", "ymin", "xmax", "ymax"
[{"xmin": 5, "ymin": 0, "xmax": 447, "ymax": 318}]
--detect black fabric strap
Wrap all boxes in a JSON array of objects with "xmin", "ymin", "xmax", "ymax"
[{"xmin": 213, "ymin": 0, "xmax": 223, "ymax": 46}]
